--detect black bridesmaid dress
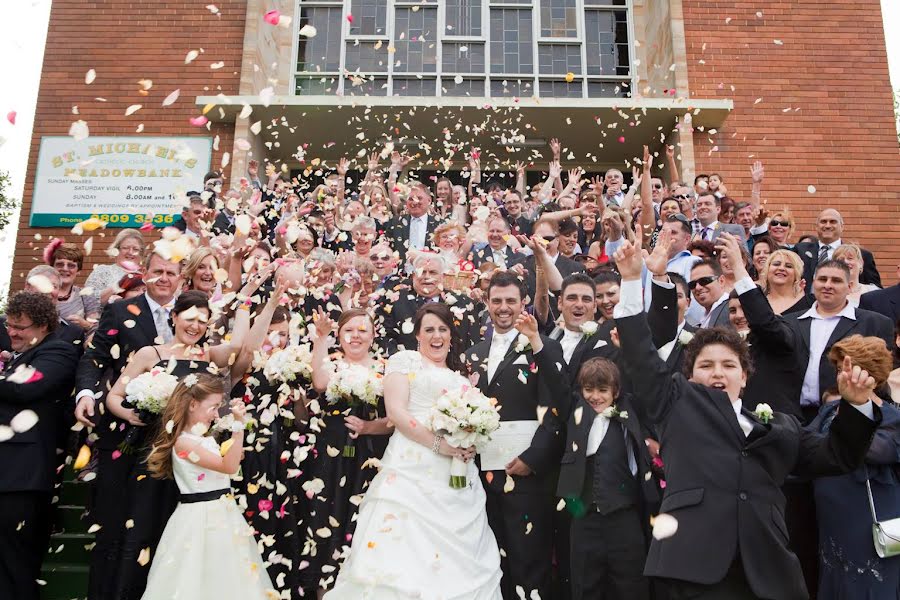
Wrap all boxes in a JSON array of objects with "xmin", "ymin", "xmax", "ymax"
[
  {"xmin": 232, "ymin": 370, "xmax": 305, "ymax": 599},
  {"xmin": 301, "ymin": 362, "xmax": 387, "ymax": 593},
  {"xmin": 91, "ymin": 357, "xmax": 212, "ymax": 600}
]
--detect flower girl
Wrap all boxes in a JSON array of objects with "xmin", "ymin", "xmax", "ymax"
[{"xmin": 141, "ymin": 374, "xmax": 278, "ymax": 600}]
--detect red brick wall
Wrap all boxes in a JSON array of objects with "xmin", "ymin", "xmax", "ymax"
[
  {"xmin": 682, "ymin": 0, "xmax": 900, "ymax": 284},
  {"xmin": 11, "ymin": 0, "xmax": 245, "ymax": 290}
]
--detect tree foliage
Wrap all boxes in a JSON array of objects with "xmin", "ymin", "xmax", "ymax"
[{"xmin": 0, "ymin": 170, "xmax": 21, "ymax": 232}]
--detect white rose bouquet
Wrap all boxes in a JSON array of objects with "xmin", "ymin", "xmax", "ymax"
[
  {"xmin": 263, "ymin": 344, "xmax": 314, "ymax": 385},
  {"xmin": 428, "ymin": 384, "xmax": 501, "ymax": 489},
  {"xmin": 326, "ymin": 363, "xmax": 384, "ymax": 457},
  {"xmin": 120, "ymin": 367, "xmax": 179, "ymax": 453}
]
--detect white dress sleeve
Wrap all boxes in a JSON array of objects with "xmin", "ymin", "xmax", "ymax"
[{"xmin": 385, "ymin": 350, "xmax": 422, "ymax": 376}]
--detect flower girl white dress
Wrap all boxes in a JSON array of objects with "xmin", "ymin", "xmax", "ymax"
[{"xmin": 141, "ymin": 432, "xmax": 277, "ymax": 600}]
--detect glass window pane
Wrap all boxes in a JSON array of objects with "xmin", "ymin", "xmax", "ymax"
[
  {"xmin": 295, "ymin": 76, "xmax": 339, "ymax": 95},
  {"xmin": 441, "ymin": 77, "xmax": 485, "ymax": 97},
  {"xmin": 585, "ymin": 9, "xmax": 630, "ymax": 76},
  {"xmin": 445, "ymin": 0, "xmax": 481, "ymax": 36},
  {"xmin": 349, "ymin": 0, "xmax": 388, "ymax": 36},
  {"xmin": 345, "ymin": 76, "xmax": 389, "ymax": 96},
  {"xmin": 538, "ymin": 44, "xmax": 581, "ymax": 75},
  {"xmin": 540, "ymin": 0, "xmax": 578, "ymax": 38},
  {"xmin": 297, "ymin": 7, "xmax": 342, "ymax": 72},
  {"xmin": 490, "ymin": 78, "xmax": 533, "ymax": 98},
  {"xmin": 394, "ymin": 8, "xmax": 438, "ymax": 73},
  {"xmin": 587, "ymin": 80, "xmax": 630, "ymax": 98},
  {"xmin": 393, "ymin": 78, "xmax": 436, "ymax": 96},
  {"xmin": 442, "ymin": 43, "xmax": 485, "ymax": 73},
  {"xmin": 345, "ymin": 41, "xmax": 389, "ymax": 72},
  {"xmin": 539, "ymin": 79, "xmax": 582, "ymax": 97},
  {"xmin": 489, "ymin": 9, "xmax": 533, "ymax": 74}
]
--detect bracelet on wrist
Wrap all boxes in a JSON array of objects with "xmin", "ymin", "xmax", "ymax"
[{"xmin": 431, "ymin": 434, "xmax": 443, "ymax": 455}]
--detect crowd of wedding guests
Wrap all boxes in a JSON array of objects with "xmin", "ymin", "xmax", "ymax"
[{"xmin": 2, "ymin": 140, "xmax": 900, "ymax": 600}]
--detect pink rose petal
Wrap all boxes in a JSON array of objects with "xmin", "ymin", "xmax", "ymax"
[
  {"xmin": 264, "ymin": 10, "xmax": 280, "ymax": 25},
  {"xmin": 189, "ymin": 115, "xmax": 208, "ymax": 127},
  {"xmin": 6, "ymin": 111, "xmax": 16, "ymax": 125}
]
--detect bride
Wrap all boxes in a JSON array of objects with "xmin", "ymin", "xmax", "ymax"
[{"xmin": 325, "ymin": 303, "xmax": 502, "ymax": 599}]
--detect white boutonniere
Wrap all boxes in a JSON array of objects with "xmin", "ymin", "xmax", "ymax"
[
  {"xmin": 753, "ymin": 403, "xmax": 773, "ymax": 424},
  {"xmin": 580, "ymin": 321, "xmax": 599, "ymax": 337},
  {"xmin": 737, "ymin": 330, "xmax": 750, "ymax": 340},
  {"xmin": 677, "ymin": 329, "xmax": 694, "ymax": 346},
  {"xmin": 600, "ymin": 405, "xmax": 628, "ymax": 420},
  {"xmin": 514, "ymin": 333, "xmax": 531, "ymax": 354}
]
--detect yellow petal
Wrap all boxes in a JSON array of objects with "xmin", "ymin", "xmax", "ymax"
[{"xmin": 73, "ymin": 445, "xmax": 91, "ymax": 470}]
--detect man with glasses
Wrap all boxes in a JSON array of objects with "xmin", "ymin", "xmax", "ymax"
[
  {"xmin": 688, "ymin": 259, "xmax": 732, "ymax": 329},
  {"xmin": 0, "ymin": 291, "xmax": 79, "ymax": 600},
  {"xmin": 669, "ymin": 185, "xmax": 695, "ymax": 221}
]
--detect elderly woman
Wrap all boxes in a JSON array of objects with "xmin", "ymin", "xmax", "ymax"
[
  {"xmin": 84, "ymin": 228, "xmax": 145, "ymax": 305},
  {"xmin": 812, "ymin": 335, "xmax": 900, "ymax": 599},
  {"xmin": 760, "ymin": 249, "xmax": 811, "ymax": 315},
  {"xmin": 349, "ymin": 215, "xmax": 378, "ymax": 258},
  {"xmin": 432, "ymin": 221, "xmax": 470, "ymax": 262},
  {"xmin": 48, "ymin": 242, "xmax": 101, "ymax": 331},
  {"xmin": 833, "ymin": 243, "xmax": 880, "ymax": 306}
]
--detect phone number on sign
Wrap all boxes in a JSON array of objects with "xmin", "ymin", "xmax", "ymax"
[{"xmin": 89, "ymin": 214, "xmax": 177, "ymax": 225}]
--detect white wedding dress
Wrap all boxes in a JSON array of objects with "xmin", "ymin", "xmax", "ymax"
[
  {"xmin": 325, "ymin": 351, "xmax": 502, "ymax": 599},
  {"xmin": 141, "ymin": 433, "xmax": 276, "ymax": 600}
]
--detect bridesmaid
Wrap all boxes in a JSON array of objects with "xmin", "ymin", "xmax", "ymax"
[
  {"xmin": 304, "ymin": 307, "xmax": 391, "ymax": 597},
  {"xmin": 229, "ymin": 275, "xmax": 308, "ymax": 599},
  {"xmin": 98, "ymin": 277, "xmax": 262, "ymax": 600}
]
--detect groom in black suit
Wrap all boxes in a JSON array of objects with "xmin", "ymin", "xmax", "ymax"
[
  {"xmin": 466, "ymin": 272, "xmax": 567, "ymax": 600},
  {"xmin": 0, "ymin": 292, "xmax": 79, "ymax": 600},
  {"xmin": 74, "ymin": 251, "xmax": 181, "ymax": 600},
  {"xmin": 612, "ymin": 237, "xmax": 881, "ymax": 600}
]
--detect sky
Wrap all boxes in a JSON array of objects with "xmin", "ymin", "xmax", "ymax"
[{"xmin": 0, "ymin": 0, "xmax": 898, "ymax": 294}]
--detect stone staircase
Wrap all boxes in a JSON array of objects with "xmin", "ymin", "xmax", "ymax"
[{"xmin": 41, "ymin": 471, "xmax": 91, "ymax": 600}]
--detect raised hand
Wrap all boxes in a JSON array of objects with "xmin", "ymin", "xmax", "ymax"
[
  {"xmin": 837, "ymin": 356, "xmax": 876, "ymax": 405},
  {"xmin": 613, "ymin": 238, "xmax": 643, "ymax": 281},
  {"xmin": 751, "ymin": 160, "xmax": 765, "ymax": 183},
  {"xmin": 590, "ymin": 175, "xmax": 603, "ymax": 195},
  {"xmin": 229, "ymin": 399, "xmax": 247, "ymax": 423},
  {"xmin": 549, "ymin": 138, "xmax": 561, "ymax": 160},
  {"xmin": 753, "ymin": 206, "xmax": 768, "ymax": 227},
  {"xmin": 312, "ymin": 306, "xmax": 336, "ymax": 340},
  {"xmin": 248, "ymin": 159, "xmax": 259, "ymax": 178},
  {"xmin": 468, "ymin": 148, "xmax": 481, "ymax": 171},
  {"xmin": 631, "ymin": 166, "xmax": 643, "ymax": 188},
  {"xmin": 715, "ymin": 233, "xmax": 749, "ymax": 280},
  {"xmin": 367, "ymin": 152, "xmax": 380, "ymax": 171},
  {"xmin": 665, "ymin": 145, "xmax": 675, "ymax": 159},
  {"xmin": 643, "ymin": 229, "xmax": 671, "ymax": 276},
  {"xmin": 337, "ymin": 157, "xmax": 349, "ymax": 177},
  {"xmin": 568, "ymin": 167, "xmax": 584, "ymax": 189},
  {"xmin": 548, "ymin": 160, "xmax": 561, "ymax": 180}
]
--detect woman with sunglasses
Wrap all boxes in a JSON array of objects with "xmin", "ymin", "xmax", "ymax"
[{"xmin": 759, "ymin": 210, "xmax": 795, "ymax": 249}]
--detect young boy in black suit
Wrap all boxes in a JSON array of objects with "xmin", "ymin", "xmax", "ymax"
[{"xmin": 558, "ymin": 357, "xmax": 657, "ymax": 600}]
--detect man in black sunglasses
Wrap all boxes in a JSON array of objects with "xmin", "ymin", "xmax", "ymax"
[{"xmin": 688, "ymin": 259, "xmax": 732, "ymax": 329}]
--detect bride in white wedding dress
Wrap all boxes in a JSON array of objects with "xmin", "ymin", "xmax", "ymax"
[{"xmin": 325, "ymin": 303, "xmax": 502, "ymax": 600}]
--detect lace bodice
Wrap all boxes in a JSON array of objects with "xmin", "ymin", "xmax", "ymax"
[
  {"xmin": 173, "ymin": 433, "xmax": 231, "ymax": 494},
  {"xmin": 385, "ymin": 350, "xmax": 469, "ymax": 422}
]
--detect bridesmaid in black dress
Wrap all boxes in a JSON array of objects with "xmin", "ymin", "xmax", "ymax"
[
  {"xmin": 230, "ymin": 278, "xmax": 308, "ymax": 599},
  {"xmin": 303, "ymin": 307, "xmax": 390, "ymax": 596},
  {"xmin": 101, "ymin": 287, "xmax": 257, "ymax": 600}
]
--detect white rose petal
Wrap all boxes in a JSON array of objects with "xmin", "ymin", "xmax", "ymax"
[
  {"xmin": 10, "ymin": 409, "xmax": 39, "ymax": 433},
  {"xmin": 652, "ymin": 513, "xmax": 679, "ymax": 540}
]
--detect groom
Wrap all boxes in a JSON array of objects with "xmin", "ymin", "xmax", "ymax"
[{"xmin": 466, "ymin": 271, "xmax": 568, "ymax": 600}]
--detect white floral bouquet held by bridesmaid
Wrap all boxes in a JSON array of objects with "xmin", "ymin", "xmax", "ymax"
[
  {"xmin": 119, "ymin": 366, "xmax": 179, "ymax": 453},
  {"xmin": 325, "ymin": 363, "xmax": 384, "ymax": 457},
  {"xmin": 259, "ymin": 343, "xmax": 314, "ymax": 384},
  {"xmin": 429, "ymin": 385, "xmax": 501, "ymax": 488}
]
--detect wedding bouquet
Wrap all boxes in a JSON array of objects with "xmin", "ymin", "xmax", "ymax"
[
  {"xmin": 326, "ymin": 363, "xmax": 384, "ymax": 457},
  {"xmin": 262, "ymin": 344, "xmax": 313, "ymax": 385},
  {"xmin": 428, "ymin": 385, "xmax": 501, "ymax": 489},
  {"xmin": 119, "ymin": 367, "xmax": 179, "ymax": 453}
]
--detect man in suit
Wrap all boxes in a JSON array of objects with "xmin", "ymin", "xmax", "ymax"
[
  {"xmin": 793, "ymin": 208, "xmax": 881, "ymax": 287},
  {"xmin": 646, "ymin": 272, "xmax": 697, "ymax": 376},
  {"xmin": 689, "ymin": 259, "xmax": 733, "ymax": 329},
  {"xmin": 471, "ymin": 216, "xmax": 525, "ymax": 269},
  {"xmin": 557, "ymin": 357, "xmax": 658, "ymax": 600},
  {"xmin": 612, "ymin": 237, "xmax": 881, "ymax": 600},
  {"xmin": 501, "ymin": 189, "xmax": 533, "ymax": 236},
  {"xmin": 0, "ymin": 291, "xmax": 80, "ymax": 600},
  {"xmin": 691, "ymin": 193, "xmax": 746, "ymax": 243},
  {"xmin": 859, "ymin": 262, "xmax": 900, "ymax": 323},
  {"xmin": 384, "ymin": 183, "xmax": 442, "ymax": 264},
  {"xmin": 466, "ymin": 272, "xmax": 567, "ymax": 600},
  {"xmin": 373, "ymin": 252, "xmax": 478, "ymax": 355},
  {"xmin": 173, "ymin": 194, "xmax": 209, "ymax": 241},
  {"xmin": 522, "ymin": 218, "xmax": 585, "ymax": 302},
  {"xmin": 73, "ymin": 251, "xmax": 181, "ymax": 598}
]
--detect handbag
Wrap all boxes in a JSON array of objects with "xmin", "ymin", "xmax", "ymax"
[{"xmin": 864, "ymin": 466, "xmax": 900, "ymax": 558}]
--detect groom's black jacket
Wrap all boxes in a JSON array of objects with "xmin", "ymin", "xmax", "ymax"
[{"xmin": 466, "ymin": 333, "xmax": 568, "ymax": 494}]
